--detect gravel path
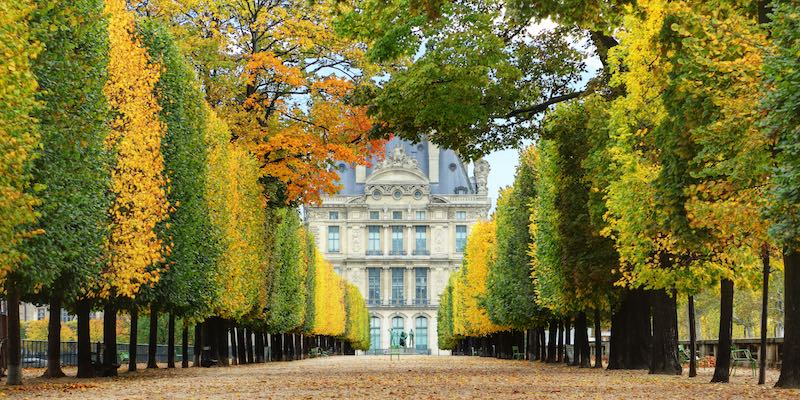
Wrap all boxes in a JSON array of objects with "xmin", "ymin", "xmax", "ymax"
[{"xmin": 3, "ymin": 356, "xmax": 799, "ymax": 399}]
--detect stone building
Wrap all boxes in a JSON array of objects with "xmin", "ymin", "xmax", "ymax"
[{"xmin": 306, "ymin": 138, "xmax": 490, "ymax": 354}]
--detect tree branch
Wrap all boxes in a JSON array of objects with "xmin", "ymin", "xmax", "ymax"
[{"xmin": 498, "ymin": 90, "xmax": 587, "ymax": 120}]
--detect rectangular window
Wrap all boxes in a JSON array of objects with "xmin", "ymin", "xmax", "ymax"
[
  {"xmin": 327, "ymin": 226, "xmax": 340, "ymax": 253},
  {"xmin": 391, "ymin": 226, "xmax": 404, "ymax": 254},
  {"xmin": 415, "ymin": 268, "xmax": 428, "ymax": 304},
  {"xmin": 329, "ymin": 211, "xmax": 339, "ymax": 220},
  {"xmin": 367, "ymin": 226, "xmax": 381, "ymax": 254},
  {"xmin": 369, "ymin": 211, "xmax": 380, "ymax": 220},
  {"xmin": 392, "ymin": 211, "xmax": 403, "ymax": 220},
  {"xmin": 455, "ymin": 211, "xmax": 467, "ymax": 220},
  {"xmin": 414, "ymin": 226, "xmax": 428, "ymax": 255},
  {"xmin": 455, "ymin": 225, "xmax": 467, "ymax": 253},
  {"xmin": 391, "ymin": 268, "xmax": 404, "ymax": 304},
  {"xmin": 416, "ymin": 210, "xmax": 426, "ymax": 220},
  {"xmin": 37, "ymin": 307, "xmax": 46, "ymax": 320},
  {"xmin": 370, "ymin": 317, "xmax": 381, "ymax": 351},
  {"xmin": 368, "ymin": 268, "xmax": 381, "ymax": 305}
]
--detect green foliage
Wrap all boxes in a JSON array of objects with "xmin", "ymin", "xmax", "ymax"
[
  {"xmin": 0, "ymin": 0, "xmax": 41, "ymax": 288},
  {"xmin": 437, "ymin": 275, "xmax": 456, "ymax": 350},
  {"xmin": 137, "ymin": 18, "xmax": 220, "ymax": 319},
  {"xmin": 25, "ymin": 0, "xmax": 110, "ymax": 304},
  {"xmin": 340, "ymin": 0, "xmax": 587, "ymax": 159},
  {"xmin": 533, "ymin": 98, "xmax": 618, "ymax": 313},
  {"xmin": 266, "ymin": 208, "xmax": 307, "ymax": 333},
  {"xmin": 484, "ymin": 150, "xmax": 542, "ymax": 328},
  {"xmin": 343, "ymin": 282, "xmax": 370, "ymax": 350},
  {"xmin": 765, "ymin": 0, "xmax": 800, "ymax": 250}
]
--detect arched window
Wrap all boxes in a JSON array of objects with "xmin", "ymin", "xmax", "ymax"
[
  {"xmin": 370, "ymin": 316, "xmax": 381, "ymax": 351},
  {"xmin": 415, "ymin": 316, "xmax": 428, "ymax": 350}
]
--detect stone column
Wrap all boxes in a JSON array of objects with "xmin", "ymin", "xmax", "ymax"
[
  {"xmin": 406, "ymin": 224, "xmax": 413, "ymax": 255},
  {"xmin": 382, "ymin": 266, "xmax": 390, "ymax": 305},
  {"xmin": 383, "ymin": 224, "xmax": 389, "ymax": 256},
  {"xmin": 406, "ymin": 266, "xmax": 414, "ymax": 305}
]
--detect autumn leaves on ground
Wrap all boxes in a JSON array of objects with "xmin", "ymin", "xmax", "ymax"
[{"xmin": 2, "ymin": 356, "xmax": 797, "ymax": 399}]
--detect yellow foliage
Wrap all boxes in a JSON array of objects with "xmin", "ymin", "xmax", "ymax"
[
  {"xmin": 102, "ymin": 0, "xmax": 168, "ymax": 298},
  {"xmin": 23, "ymin": 319, "xmax": 76, "ymax": 341},
  {"xmin": 312, "ymin": 252, "xmax": 346, "ymax": 336},
  {"xmin": 204, "ymin": 107, "xmax": 267, "ymax": 319},
  {"xmin": 453, "ymin": 220, "xmax": 508, "ymax": 337}
]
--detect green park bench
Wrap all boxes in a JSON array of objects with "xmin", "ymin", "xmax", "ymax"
[
  {"xmin": 730, "ymin": 348, "xmax": 756, "ymax": 377},
  {"xmin": 389, "ymin": 345, "xmax": 401, "ymax": 361},
  {"xmin": 309, "ymin": 347, "xmax": 329, "ymax": 358},
  {"xmin": 512, "ymin": 346, "xmax": 525, "ymax": 360}
]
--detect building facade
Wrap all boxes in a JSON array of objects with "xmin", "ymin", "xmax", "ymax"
[{"xmin": 307, "ymin": 138, "xmax": 490, "ymax": 354}]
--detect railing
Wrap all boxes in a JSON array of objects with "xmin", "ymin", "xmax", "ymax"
[
  {"xmin": 389, "ymin": 250, "xmax": 406, "ymax": 256},
  {"xmin": 19, "ymin": 340, "xmax": 193, "ymax": 368},
  {"xmin": 389, "ymin": 298, "xmax": 406, "ymax": 306},
  {"xmin": 412, "ymin": 249, "xmax": 430, "ymax": 256},
  {"xmin": 366, "ymin": 299, "xmax": 435, "ymax": 308},
  {"xmin": 362, "ymin": 348, "xmax": 431, "ymax": 355},
  {"xmin": 366, "ymin": 250, "xmax": 383, "ymax": 256}
]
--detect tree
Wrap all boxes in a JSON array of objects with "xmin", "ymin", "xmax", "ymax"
[
  {"xmin": 101, "ymin": 0, "xmax": 169, "ymax": 376},
  {"xmin": 437, "ymin": 274, "xmax": 457, "ymax": 350},
  {"xmin": 456, "ymin": 220, "xmax": 507, "ymax": 338},
  {"xmin": 484, "ymin": 147, "xmax": 542, "ymax": 330},
  {"xmin": 343, "ymin": 282, "xmax": 370, "ymax": 351},
  {"xmin": 137, "ymin": 17, "xmax": 222, "ymax": 368},
  {"xmin": 764, "ymin": 0, "xmax": 800, "ymax": 389},
  {"xmin": 657, "ymin": 0, "xmax": 769, "ymax": 382},
  {"xmin": 144, "ymin": 0, "xmax": 384, "ymax": 205},
  {"xmin": 26, "ymin": 0, "xmax": 111, "ymax": 378},
  {"xmin": 339, "ymin": 0, "xmax": 589, "ymax": 159},
  {"xmin": 1, "ymin": 0, "xmax": 42, "ymax": 385},
  {"xmin": 204, "ymin": 106, "xmax": 268, "ymax": 364},
  {"xmin": 266, "ymin": 208, "xmax": 307, "ymax": 334}
]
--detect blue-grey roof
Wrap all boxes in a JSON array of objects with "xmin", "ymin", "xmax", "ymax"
[{"xmin": 335, "ymin": 137, "xmax": 475, "ymax": 195}]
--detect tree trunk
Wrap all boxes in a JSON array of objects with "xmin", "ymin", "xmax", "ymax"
[
  {"xmin": 182, "ymin": 323, "xmax": 189, "ymax": 368},
  {"xmin": 76, "ymin": 299, "xmax": 93, "ymax": 378},
  {"xmin": 167, "ymin": 312, "xmax": 176, "ymax": 368},
  {"xmin": 712, "ymin": 279, "xmax": 734, "ymax": 382},
  {"xmin": 608, "ymin": 289, "xmax": 651, "ymax": 370},
  {"xmin": 206, "ymin": 319, "xmax": 218, "ymax": 365},
  {"xmin": 557, "ymin": 321, "xmax": 564, "ymax": 363},
  {"xmin": 688, "ymin": 295, "xmax": 697, "ymax": 378},
  {"xmin": 650, "ymin": 289, "xmax": 681, "ymax": 375},
  {"xmin": 246, "ymin": 329, "xmax": 255, "ymax": 363},
  {"xmin": 564, "ymin": 319, "xmax": 571, "ymax": 365},
  {"xmin": 194, "ymin": 323, "xmax": 202, "ymax": 367},
  {"xmin": 529, "ymin": 329, "xmax": 537, "ymax": 361},
  {"xmin": 759, "ymin": 244, "xmax": 770, "ymax": 385},
  {"xmin": 6, "ymin": 286, "xmax": 22, "ymax": 385},
  {"xmin": 147, "ymin": 305, "xmax": 158, "ymax": 369},
  {"xmin": 255, "ymin": 331, "xmax": 265, "ymax": 362},
  {"xmin": 539, "ymin": 328, "xmax": 547, "ymax": 362},
  {"xmin": 777, "ymin": 249, "xmax": 800, "ymax": 388},
  {"xmin": 571, "ymin": 319, "xmax": 581, "ymax": 366},
  {"xmin": 546, "ymin": 320, "xmax": 557, "ymax": 362},
  {"xmin": 230, "ymin": 326, "xmax": 239, "ymax": 365},
  {"xmin": 578, "ymin": 312, "xmax": 591, "ymax": 368},
  {"xmin": 43, "ymin": 295, "xmax": 66, "ymax": 378},
  {"xmin": 594, "ymin": 308, "xmax": 603, "ymax": 368},
  {"xmin": 129, "ymin": 307, "xmax": 138, "ymax": 372},
  {"xmin": 217, "ymin": 319, "xmax": 229, "ymax": 366},
  {"xmin": 102, "ymin": 303, "xmax": 118, "ymax": 377},
  {"xmin": 237, "ymin": 326, "xmax": 247, "ymax": 364}
]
